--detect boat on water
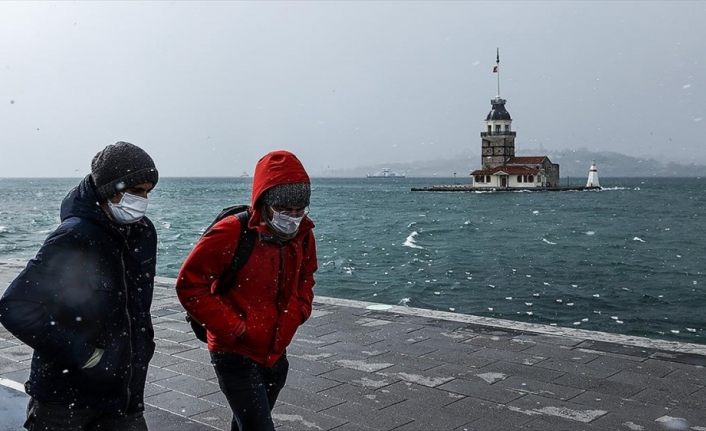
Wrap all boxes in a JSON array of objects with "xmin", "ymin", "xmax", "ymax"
[{"xmin": 366, "ymin": 168, "xmax": 406, "ymax": 178}]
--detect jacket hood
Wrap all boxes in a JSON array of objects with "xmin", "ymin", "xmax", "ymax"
[
  {"xmin": 60, "ymin": 175, "xmax": 112, "ymax": 223},
  {"xmin": 249, "ymin": 151, "xmax": 311, "ymax": 232}
]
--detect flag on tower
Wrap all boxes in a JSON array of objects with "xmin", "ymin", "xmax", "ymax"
[{"xmin": 493, "ymin": 48, "xmax": 500, "ymax": 73}]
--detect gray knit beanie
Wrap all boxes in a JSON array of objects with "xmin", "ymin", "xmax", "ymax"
[
  {"xmin": 91, "ymin": 141, "xmax": 159, "ymax": 201},
  {"xmin": 261, "ymin": 183, "xmax": 311, "ymax": 208}
]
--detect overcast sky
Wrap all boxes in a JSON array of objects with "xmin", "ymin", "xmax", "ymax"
[{"xmin": 1, "ymin": 1, "xmax": 704, "ymax": 177}]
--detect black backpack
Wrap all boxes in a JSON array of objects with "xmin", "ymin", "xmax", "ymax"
[{"xmin": 185, "ymin": 205, "xmax": 256, "ymax": 343}]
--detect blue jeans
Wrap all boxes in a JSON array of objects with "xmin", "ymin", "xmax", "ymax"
[
  {"xmin": 210, "ymin": 351, "xmax": 289, "ymax": 431},
  {"xmin": 24, "ymin": 398, "xmax": 148, "ymax": 431}
]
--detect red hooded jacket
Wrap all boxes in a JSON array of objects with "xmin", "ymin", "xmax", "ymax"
[{"xmin": 176, "ymin": 151, "xmax": 317, "ymax": 367}]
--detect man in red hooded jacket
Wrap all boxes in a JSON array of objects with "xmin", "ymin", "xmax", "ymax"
[{"xmin": 176, "ymin": 150, "xmax": 317, "ymax": 431}]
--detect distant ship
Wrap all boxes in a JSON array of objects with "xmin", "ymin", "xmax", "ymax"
[
  {"xmin": 366, "ymin": 168, "xmax": 406, "ymax": 178},
  {"xmin": 239, "ymin": 171, "xmax": 249, "ymax": 178}
]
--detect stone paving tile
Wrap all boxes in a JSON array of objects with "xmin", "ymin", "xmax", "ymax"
[
  {"xmin": 378, "ymin": 381, "xmax": 465, "ymax": 408},
  {"xmin": 444, "ymin": 396, "xmax": 534, "ymax": 430},
  {"xmin": 608, "ymin": 369, "xmax": 703, "ymax": 398},
  {"xmin": 514, "ymin": 333, "xmax": 585, "ymax": 347},
  {"xmin": 319, "ymin": 400, "xmax": 414, "ymax": 430},
  {"xmin": 173, "ymin": 346, "xmax": 211, "ymax": 364},
  {"xmin": 575, "ymin": 340, "xmax": 655, "ymax": 358},
  {"xmin": 318, "ymin": 366, "xmax": 399, "ymax": 389},
  {"xmin": 286, "ymin": 368, "xmax": 343, "ymax": 393},
  {"xmin": 273, "ymin": 402, "xmax": 349, "ymax": 431},
  {"xmin": 153, "ymin": 319, "xmax": 192, "ymax": 333},
  {"xmin": 287, "ymin": 354, "xmax": 339, "ymax": 376},
  {"xmin": 520, "ymin": 416, "xmax": 601, "ymax": 430},
  {"xmin": 150, "ymin": 351, "xmax": 187, "ymax": 368},
  {"xmin": 278, "ymin": 386, "xmax": 346, "ymax": 412},
  {"xmin": 165, "ymin": 359, "xmax": 216, "ymax": 380},
  {"xmin": 494, "ymin": 375, "xmax": 585, "ymax": 401},
  {"xmin": 189, "ymin": 406, "xmax": 231, "ymax": 430},
  {"xmin": 416, "ymin": 344, "xmax": 487, "ymax": 366},
  {"xmin": 143, "ymin": 382, "xmax": 171, "ymax": 398},
  {"xmin": 664, "ymin": 365, "xmax": 706, "ymax": 387},
  {"xmin": 0, "ymin": 344, "xmax": 33, "ymax": 361},
  {"xmin": 143, "ymin": 406, "xmax": 216, "ymax": 430},
  {"xmin": 146, "ymin": 364, "xmax": 181, "ymax": 383},
  {"xmin": 521, "ymin": 343, "xmax": 599, "ymax": 363},
  {"xmin": 469, "ymin": 346, "xmax": 547, "ymax": 366},
  {"xmin": 0, "ymin": 339, "xmax": 16, "ymax": 349},
  {"xmin": 158, "ymin": 373, "xmax": 221, "ymax": 398},
  {"xmin": 145, "ymin": 390, "xmax": 217, "ymax": 418},
  {"xmin": 158, "ymin": 329, "xmax": 202, "ymax": 344},
  {"xmin": 567, "ymin": 389, "xmax": 672, "ymax": 419},
  {"xmin": 200, "ymin": 389, "xmax": 228, "ymax": 407},
  {"xmin": 507, "ymin": 393, "xmax": 610, "ymax": 425},
  {"xmin": 392, "ymin": 411, "xmax": 471, "ymax": 431},
  {"xmin": 317, "ymin": 340, "xmax": 389, "ymax": 360},
  {"xmin": 551, "ymin": 371, "xmax": 644, "ymax": 398},
  {"xmin": 154, "ymin": 338, "xmax": 197, "ymax": 355},
  {"xmin": 320, "ymin": 422, "xmax": 378, "ymax": 431},
  {"xmin": 371, "ymin": 351, "xmax": 443, "ymax": 372},
  {"xmin": 377, "ymin": 365, "xmax": 456, "ymax": 388},
  {"xmin": 317, "ymin": 382, "xmax": 405, "ymax": 410},
  {"xmin": 477, "ymin": 359, "xmax": 566, "ymax": 383},
  {"xmin": 0, "ymin": 356, "xmax": 29, "ymax": 374},
  {"xmin": 651, "ymin": 350, "xmax": 706, "ymax": 366},
  {"xmin": 533, "ymin": 357, "xmax": 621, "ymax": 378},
  {"xmin": 0, "ymin": 367, "xmax": 29, "ymax": 383},
  {"xmin": 632, "ymin": 387, "xmax": 705, "ymax": 411},
  {"xmin": 406, "ymin": 326, "xmax": 477, "ymax": 343},
  {"xmin": 314, "ymin": 330, "xmax": 387, "ymax": 347},
  {"xmin": 301, "ymin": 322, "xmax": 341, "ymax": 338},
  {"xmin": 582, "ymin": 353, "xmax": 677, "ymax": 378},
  {"xmin": 464, "ymin": 334, "xmax": 538, "ymax": 352},
  {"xmin": 439, "ymin": 377, "xmax": 527, "ymax": 404}
]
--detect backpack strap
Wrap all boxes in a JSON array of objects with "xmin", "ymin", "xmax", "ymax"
[{"xmin": 214, "ymin": 211, "xmax": 256, "ymax": 294}]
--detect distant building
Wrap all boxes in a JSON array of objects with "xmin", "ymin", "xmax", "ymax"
[{"xmin": 470, "ymin": 96, "xmax": 560, "ymax": 189}]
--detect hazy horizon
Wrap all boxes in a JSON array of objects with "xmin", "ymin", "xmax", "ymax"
[{"xmin": 2, "ymin": 1, "xmax": 704, "ymax": 177}]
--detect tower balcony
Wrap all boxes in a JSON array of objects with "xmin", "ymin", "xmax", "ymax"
[{"xmin": 481, "ymin": 131, "xmax": 516, "ymax": 137}]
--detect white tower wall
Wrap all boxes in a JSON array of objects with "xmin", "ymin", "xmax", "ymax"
[{"xmin": 586, "ymin": 162, "xmax": 600, "ymax": 187}]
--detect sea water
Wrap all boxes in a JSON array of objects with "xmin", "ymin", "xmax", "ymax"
[{"xmin": 1, "ymin": 177, "xmax": 704, "ymax": 344}]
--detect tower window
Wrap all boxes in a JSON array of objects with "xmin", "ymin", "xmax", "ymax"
[
  {"xmin": 505, "ymin": 125, "xmax": 510, "ymax": 131},
  {"xmin": 486, "ymin": 175, "xmax": 491, "ymax": 183},
  {"xmin": 517, "ymin": 175, "xmax": 523, "ymax": 183},
  {"xmin": 528, "ymin": 175, "xmax": 534, "ymax": 182},
  {"xmin": 487, "ymin": 125, "xmax": 492, "ymax": 133},
  {"xmin": 495, "ymin": 125, "xmax": 501, "ymax": 132}
]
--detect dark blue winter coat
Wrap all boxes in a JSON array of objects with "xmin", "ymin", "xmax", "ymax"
[{"xmin": 0, "ymin": 175, "xmax": 156, "ymax": 414}]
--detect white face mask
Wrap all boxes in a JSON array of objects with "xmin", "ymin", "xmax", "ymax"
[
  {"xmin": 108, "ymin": 192, "xmax": 148, "ymax": 224},
  {"xmin": 270, "ymin": 210, "xmax": 304, "ymax": 236}
]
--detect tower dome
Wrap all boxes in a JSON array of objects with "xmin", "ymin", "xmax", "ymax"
[{"xmin": 485, "ymin": 97, "xmax": 512, "ymax": 121}]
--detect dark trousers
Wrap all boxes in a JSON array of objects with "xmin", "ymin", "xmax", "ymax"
[
  {"xmin": 210, "ymin": 351, "xmax": 289, "ymax": 431},
  {"xmin": 24, "ymin": 398, "xmax": 148, "ymax": 431}
]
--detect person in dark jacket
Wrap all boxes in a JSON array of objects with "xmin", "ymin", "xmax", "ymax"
[
  {"xmin": 176, "ymin": 150, "xmax": 317, "ymax": 431},
  {"xmin": 0, "ymin": 141, "xmax": 159, "ymax": 431}
]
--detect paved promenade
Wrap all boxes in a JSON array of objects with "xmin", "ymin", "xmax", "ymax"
[{"xmin": 1, "ymin": 259, "xmax": 705, "ymax": 431}]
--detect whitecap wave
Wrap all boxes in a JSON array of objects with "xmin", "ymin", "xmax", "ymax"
[
  {"xmin": 632, "ymin": 237, "xmax": 646, "ymax": 243},
  {"xmin": 542, "ymin": 238, "xmax": 557, "ymax": 245},
  {"xmin": 403, "ymin": 231, "xmax": 424, "ymax": 249}
]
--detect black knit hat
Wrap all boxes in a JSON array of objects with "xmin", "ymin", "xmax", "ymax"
[
  {"xmin": 91, "ymin": 141, "xmax": 159, "ymax": 201},
  {"xmin": 261, "ymin": 183, "xmax": 311, "ymax": 209}
]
